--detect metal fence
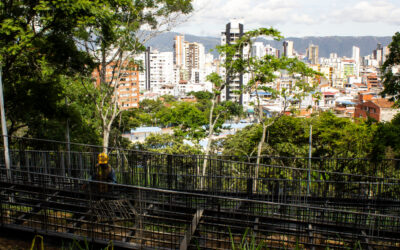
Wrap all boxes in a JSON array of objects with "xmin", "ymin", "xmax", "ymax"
[
  {"xmin": 1, "ymin": 137, "xmax": 400, "ymax": 202},
  {"xmin": 1, "ymin": 137, "xmax": 400, "ymax": 248},
  {"xmin": 1, "ymin": 168, "xmax": 400, "ymax": 249}
]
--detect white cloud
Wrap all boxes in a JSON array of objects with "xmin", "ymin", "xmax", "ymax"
[
  {"xmin": 180, "ymin": 0, "xmax": 316, "ymax": 32},
  {"xmin": 173, "ymin": 0, "xmax": 400, "ymax": 37},
  {"xmin": 330, "ymin": 1, "xmax": 400, "ymax": 24}
]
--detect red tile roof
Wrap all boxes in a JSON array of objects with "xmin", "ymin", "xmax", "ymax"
[{"xmin": 371, "ymin": 98, "xmax": 394, "ymax": 108}]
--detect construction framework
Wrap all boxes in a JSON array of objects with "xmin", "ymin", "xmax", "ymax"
[{"xmin": 0, "ymin": 137, "xmax": 400, "ymax": 249}]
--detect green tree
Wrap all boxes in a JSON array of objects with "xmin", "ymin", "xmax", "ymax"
[
  {"xmin": 189, "ymin": 91, "xmax": 213, "ymax": 101},
  {"xmin": 157, "ymin": 101, "xmax": 207, "ymax": 139},
  {"xmin": 222, "ymin": 124, "xmax": 261, "ymax": 161},
  {"xmin": 219, "ymin": 28, "xmax": 320, "ymax": 191},
  {"xmin": 135, "ymin": 133, "xmax": 201, "ymax": 155},
  {"xmin": 222, "ymin": 116, "xmax": 308, "ymax": 162},
  {"xmin": 381, "ymin": 32, "xmax": 400, "ymax": 105},
  {"xmin": 77, "ymin": 0, "xmax": 193, "ymax": 152},
  {"xmin": 160, "ymin": 95, "xmax": 177, "ymax": 103},
  {"xmin": 200, "ymin": 73, "xmax": 242, "ymax": 188},
  {"xmin": 312, "ymin": 112, "xmax": 376, "ymax": 160},
  {"xmin": 0, "ymin": 0, "xmax": 97, "ymax": 139},
  {"xmin": 371, "ymin": 113, "xmax": 400, "ymax": 160}
]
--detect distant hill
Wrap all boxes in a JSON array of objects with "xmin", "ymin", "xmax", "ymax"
[
  {"xmin": 270, "ymin": 36, "xmax": 393, "ymax": 58},
  {"xmin": 145, "ymin": 32, "xmax": 393, "ymax": 58},
  {"xmin": 144, "ymin": 31, "xmax": 220, "ymax": 56}
]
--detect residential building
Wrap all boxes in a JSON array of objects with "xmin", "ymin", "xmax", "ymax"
[
  {"xmin": 174, "ymin": 35, "xmax": 185, "ymax": 68},
  {"xmin": 265, "ymin": 44, "xmax": 279, "ymax": 57},
  {"xmin": 307, "ymin": 44, "xmax": 319, "ymax": 65},
  {"xmin": 374, "ymin": 43, "xmax": 384, "ymax": 66},
  {"xmin": 342, "ymin": 60, "xmax": 356, "ymax": 78},
  {"xmin": 252, "ymin": 42, "xmax": 266, "ymax": 58},
  {"xmin": 123, "ymin": 127, "xmax": 173, "ymax": 143},
  {"xmin": 185, "ymin": 42, "xmax": 205, "ymax": 80},
  {"xmin": 220, "ymin": 19, "xmax": 248, "ymax": 105},
  {"xmin": 354, "ymin": 99, "xmax": 398, "ymax": 122},
  {"xmin": 352, "ymin": 46, "xmax": 360, "ymax": 65},
  {"xmin": 283, "ymin": 40, "xmax": 294, "ymax": 57},
  {"xmin": 92, "ymin": 61, "xmax": 140, "ymax": 110},
  {"xmin": 135, "ymin": 50, "xmax": 174, "ymax": 93}
]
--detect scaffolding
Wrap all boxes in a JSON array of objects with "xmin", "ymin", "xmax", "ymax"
[{"xmin": 0, "ymin": 137, "xmax": 400, "ymax": 249}]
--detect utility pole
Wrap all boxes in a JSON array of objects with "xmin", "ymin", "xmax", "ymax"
[{"xmin": 0, "ymin": 66, "xmax": 11, "ymax": 180}]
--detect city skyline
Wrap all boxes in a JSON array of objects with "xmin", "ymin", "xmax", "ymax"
[{"xmin": 172, "ymin": 0, "xmax": 400, "ymax": 38}]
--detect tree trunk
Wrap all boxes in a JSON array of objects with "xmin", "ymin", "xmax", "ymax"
[
  {"xmin": 254, "ymin": 122, "xmax": 267, "ymax": 192},
  {"xmin": 102, "ymin": 125, "xmax": 110, "ymax": 154},
  {"xmin": 200, "ymin": 98, "xmax": 217, "ymax": 189},
  {"xmin": 201, "ymin": 133, "xmax": 213, "ymax": 189}
]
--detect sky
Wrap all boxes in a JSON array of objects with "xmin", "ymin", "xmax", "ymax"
[{"xmin": 172, "ymin": 0, "xmax": 400, "ymax": 37}]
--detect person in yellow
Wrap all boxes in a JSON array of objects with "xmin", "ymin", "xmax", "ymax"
[{"xmin": 90, "ymin": 153, "xmax": 117, "ymax": 193}]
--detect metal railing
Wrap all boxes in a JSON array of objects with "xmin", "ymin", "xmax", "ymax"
[
  {"xmin": 1, "ymin": 168, "xmax": 400, "ymax": 249},
  {"xmin": 0, "ymin": 137, "xmax": 400, "ymax": 248}
]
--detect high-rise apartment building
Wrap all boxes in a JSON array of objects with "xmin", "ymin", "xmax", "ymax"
[
  {"xmin": 352, "ymin": 46, "xmax": 360, "ymax": 64},
  {"xmin": 283, "ymin": 41, "xmax": 294, "ymax": 57},
  {"xmin": 173, "ymin": 36, "xmax": 207, "ymax": 84},
  {"xmin": 174, "ymin": 35, "xmax": 185, "ymax": 68},
  {"xmin": 251, "ymin": 42, "xmax": 266, "ymax": 58},
  {"xmin": 221, "ymin": 19, "xmax": 248, "ymax": 105},
  {"xmin": 265, "ymin": 44, "xmax": 278, "ymax": 57},
  {"xmin": 135, "ymin": 50, "xmax": 174, "ymax": 92},
  {"xmin": 185, "ymin": 42, "xmax": 205, "ymax": 80},
  {"xmin": 307, "ymin": 44, "xmax": 319, "ymax": 65},
  {"xmin": 374, "ymin": 43, "xmax": 384, "ymax": 66},
  {"xmin": 383, "ymin": 46, "xmax": 390, "ymax": 62},
  {"xmin": 92, "ymin": 61, "xmax": 140, "ymax": 110}
]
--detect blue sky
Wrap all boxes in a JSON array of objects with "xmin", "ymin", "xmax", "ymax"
[{"xmin": 172, "ymin": 0, "xmax": 400, "ymax": 37}]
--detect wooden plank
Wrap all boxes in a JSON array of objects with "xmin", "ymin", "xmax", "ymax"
[{"xmin": 179, "ymin": 208, "xmax": 204, "ymax": 250}]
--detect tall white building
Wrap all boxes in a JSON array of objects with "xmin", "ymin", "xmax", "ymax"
[
  {"xmin": 307, "ymin": 44, "xmax": 319, "ymax": 65},
  {"xmin": 173, "ymin": 36, "xmax": 208, "ymax": 85},
  {"xmin": 352, "ymin": 46, "xmax": 360, "ymax": 65},
  {"xmin": 252, "ymin": 42, "xmax": 266, "ymax": 59},
  {"xmin": 283, "ymin": 40, "xmax": 294, "ymax": 57},
  {"xmin": 373, "ymin": 43, "xmax": 385, "ymax": 66},
  {"xmin": 265, "ymin": 44, "xmax": 279, "ymax": 57},
  {"xmin": 135, "ymin": 50, "xmax": 174, "ymax": 93},
  {"xmin": 174, "ymin": 35, "xmax": 185, "ymax": 68},
  {"xmin": 220, "ymin": 19, "xmax": 249, "ymax": 105},
  {"xmin": 351, "ymin": 46, "xmax": 361, "ymax": 77},
  {"xmin": 185, "ymin": 42, "xmax": 205, "ymax": 80}
]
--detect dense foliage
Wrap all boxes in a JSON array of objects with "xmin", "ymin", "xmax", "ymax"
[
  {"xmin": 221, "ymin": 112, "xmax": 400, "ymax": 161},
  {"xmin": 0, "ymin": 0, "xmax": 193, "ymax": 147},
  {"xmin": 0, "ymin": 0, "xmax": 98, "ymax": 141},
  {"xmin": 381, "ymin": 32, "xmax": 400, "ymax": 106}
]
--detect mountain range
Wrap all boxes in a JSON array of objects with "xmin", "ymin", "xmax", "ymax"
[{"xmin": 144, "ymin": 32, "xmax": 393, "ymax": 59}]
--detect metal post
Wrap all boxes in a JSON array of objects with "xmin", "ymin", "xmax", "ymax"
[
  {"xmin": 0, "ymin": 66, "xmax": 11, "ymax": 180},
  {"xmin": 65, "ymin": 97, "xmax": 71, "ymax": 174},
  {"xmin": 307, "ymin": 124, "xmax": 312, "ymax": 196}
]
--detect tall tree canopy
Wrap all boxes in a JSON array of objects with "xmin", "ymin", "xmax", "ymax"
[
  {"xmin": 0, "ymin": 0, "xmax": 193, "ymax": 147},
  {"xmin": 0, "ymin": 0, "xmax": 98, "ymax": 139},
  {"xmin": 218, "ymin": 28, "xmax": 320, "ymax": 191},
  {"xmin": 381, "ymin": 32, "xmax": 400, "ymax": 105},
  {"xmin": 76, "ymin": 0, "xmax": 193, "ymax": 151}
]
